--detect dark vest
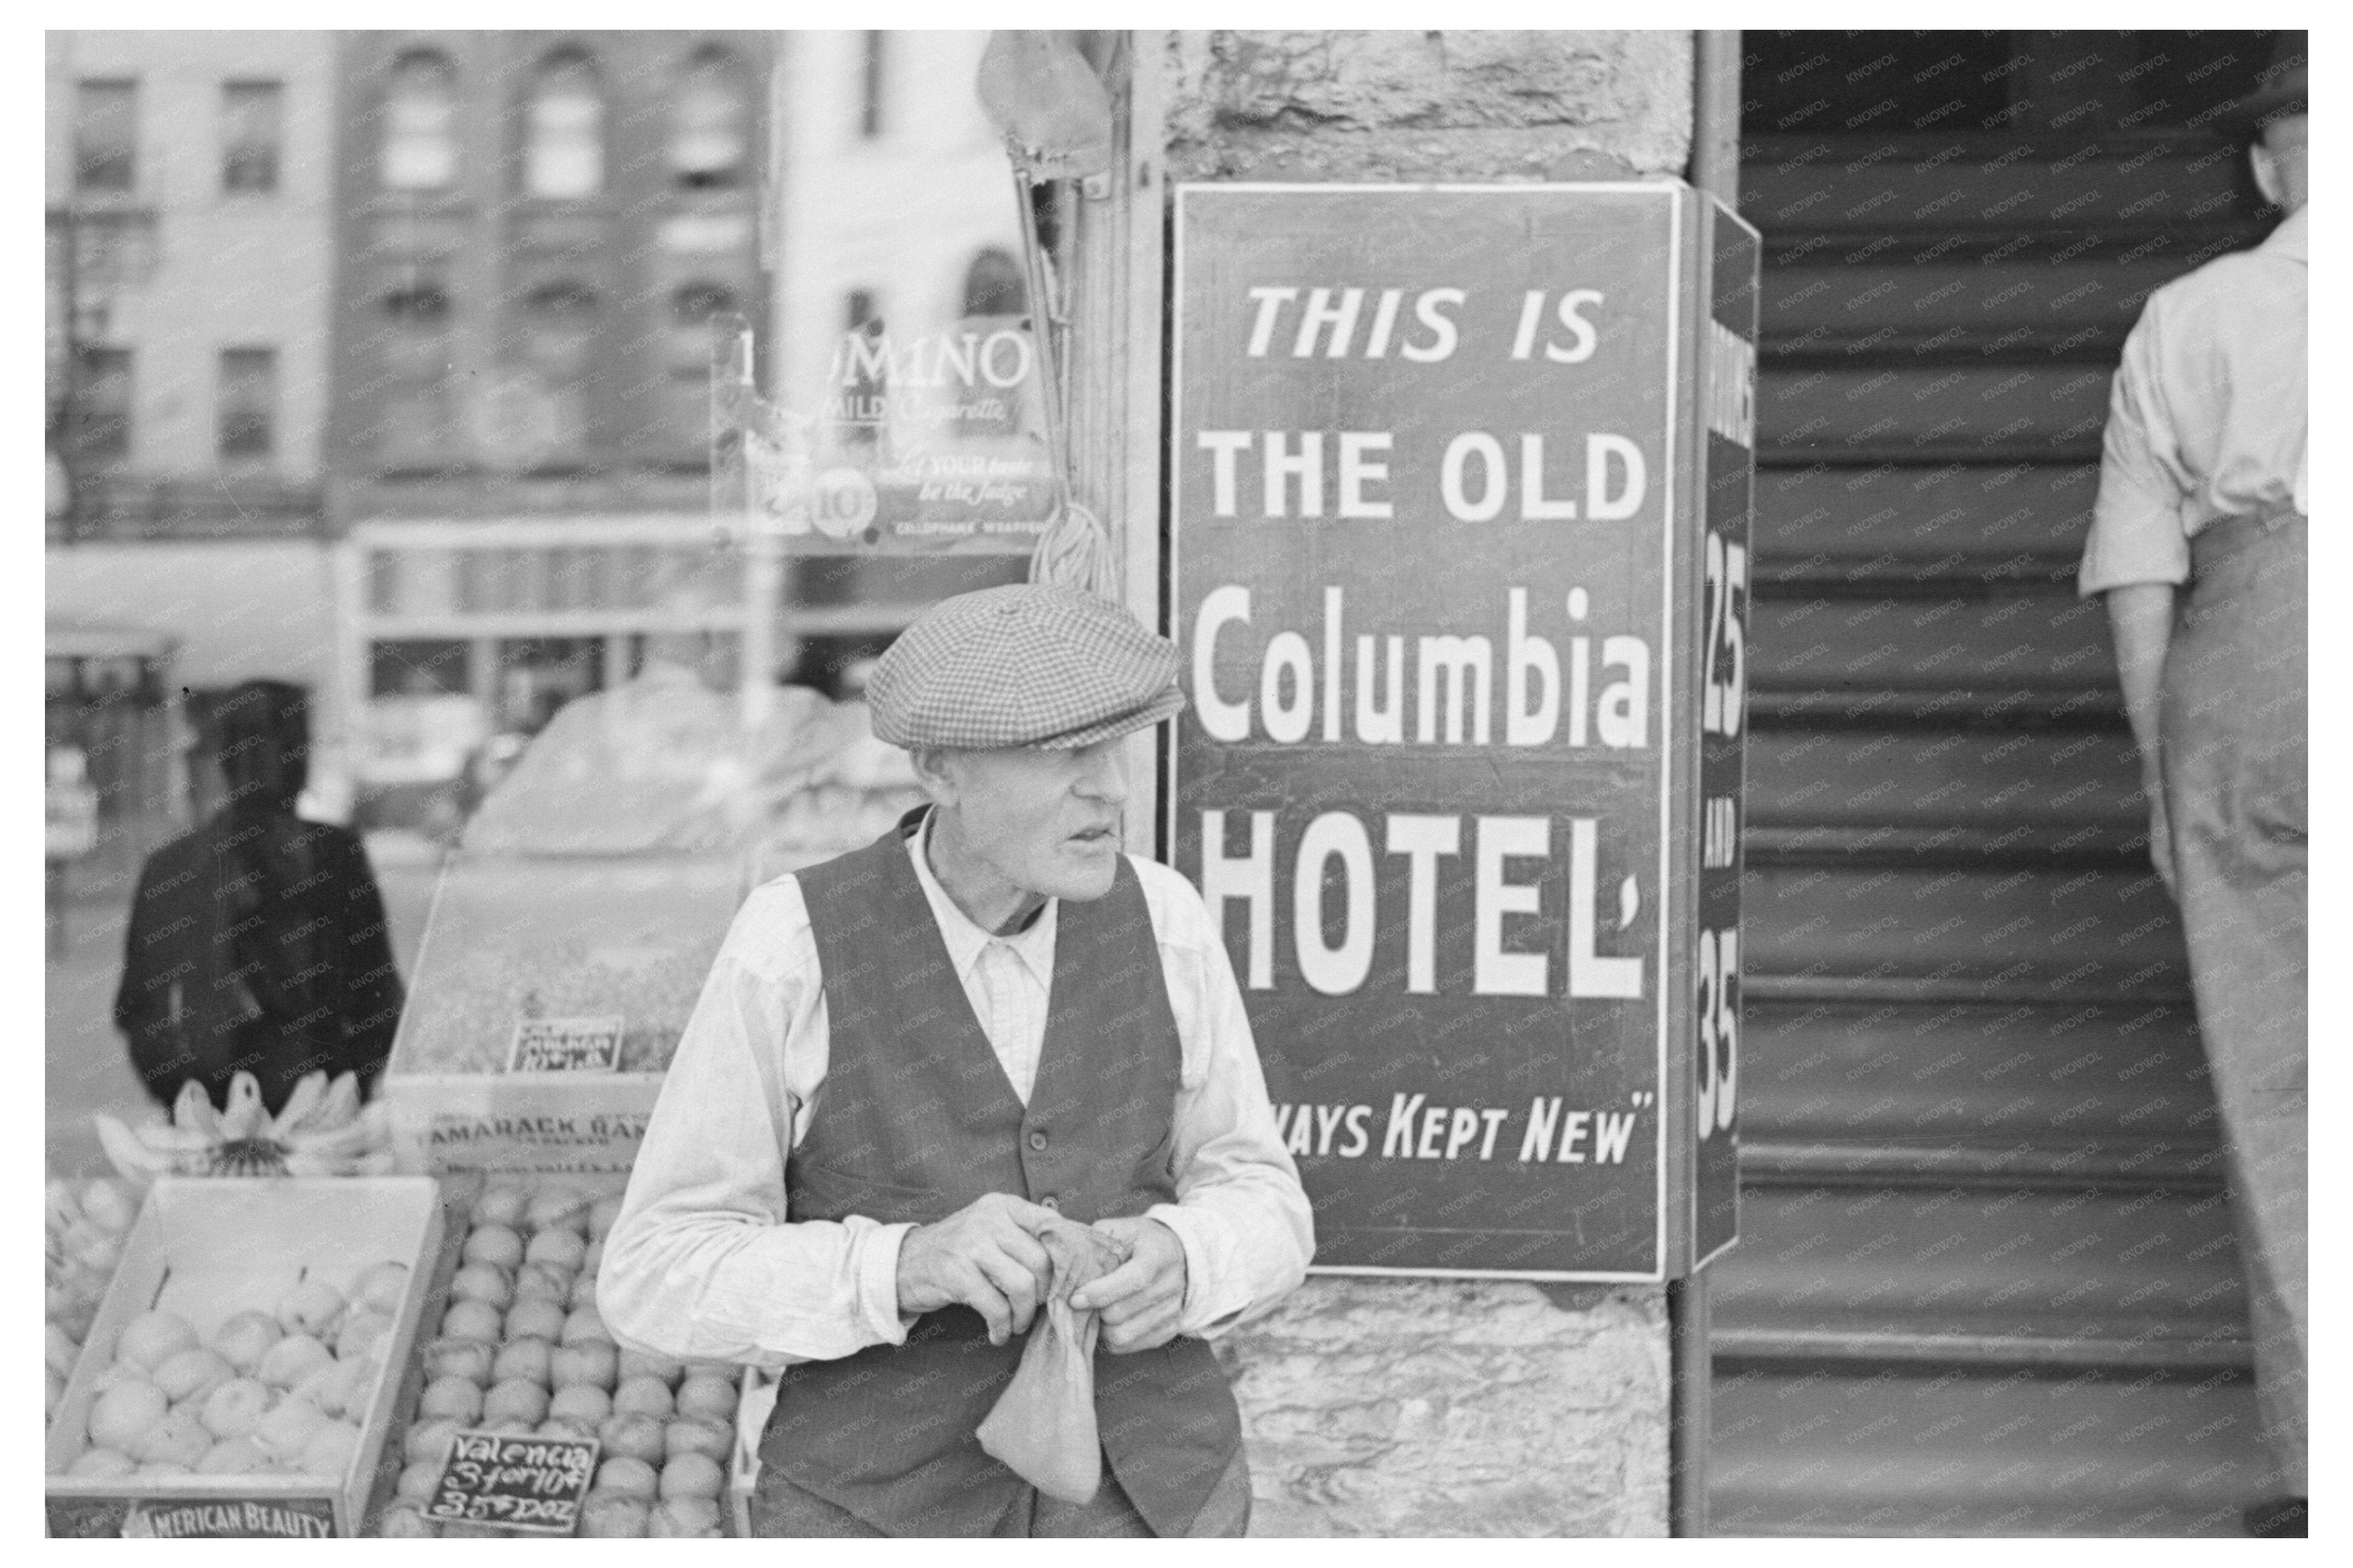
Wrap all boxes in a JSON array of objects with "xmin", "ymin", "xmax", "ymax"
[{"xmin": 760, "ymin": 815, "xmax": 1243, "ymax": 1537}]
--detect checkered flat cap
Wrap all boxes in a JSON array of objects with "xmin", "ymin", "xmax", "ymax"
[{"xmin": 869, "ymin": 584, "xmax": 1185, "ymax": 751}]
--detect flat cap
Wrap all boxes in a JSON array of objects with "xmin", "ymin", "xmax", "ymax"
[{"xmin": 869, "ymin": 584, "xmax": 1185, "ymax": 751}]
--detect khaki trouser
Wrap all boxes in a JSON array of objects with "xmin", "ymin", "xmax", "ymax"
[
  {"xmin": 2160, "ymin": 509, "xmax": 2307, "ymax": 1496},
  {"xmin": 752, "ymin": 1447, "xmax": 1252, "ymax": 1538}
]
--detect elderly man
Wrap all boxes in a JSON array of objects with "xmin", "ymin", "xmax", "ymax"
[
  {"xmin": 601, "ymin": 583, "xmax": 1313, "ymax": 1537},
  {"xmin": 2080, "ymin": 39, "xmax": 2305, "ymax": 1539}
]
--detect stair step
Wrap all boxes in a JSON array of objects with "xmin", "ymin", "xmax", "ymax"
[
  {"xmin": 1756, "ymin": 551, "xmax": 2081, "ymax": 591},
  {"xmin": 1750, "ymin": 823, "xmax": 2141, "ymax": 868},
  {"xmin": 1712, "ymin": 1319, "xmax": 2251, "ymax": 1374},
  {"xmin": 1749, "ymin": 587, "xmax": 2116, "ymax": 699},
  {"xmin": 1740, "ymin": 1140, "xmax": 2223, "ymax": 1191},
  {"xmin": 1746, "ymin": 861, "xmax": 2186, "ymax": 992},
  {"xmin": 1760, "ymin": 439, "xmax": 2105, "ymax": 467},
  {"xmin": 1760, "ymin": 223, "xmax": 2260, "ymax": 271},
  {"xmin": 1754, "ymin": 460, "xmax": 2098, "ymax": 565},
  {"xmin": 1760, "ymin": 365, "xmax": 2114, "ymax": 454},
  {"xmin": 1741, "ymin": 997, "xmax": 2214, "ymax": 1147},
  {"xmin": 1741, "ymin": 134, "xmax": 2247, "ymax": 236},
  {"xmin": 1749, "ymin": 686, "xmax": 2121, "ymax": 731},
  {"xmin": 1749, "ymin": 726, "xmax": 2144, "ymax": 834},
  {"xmin": 1747, "ymin": 970, "xmax": 2186, "ymax": 1008},
  {"xmin": 1711, "ymin": 1183, "xmax": 2244, "ymax": 1332},
  {"xmin": 1709, "ymin": 1365, "xmax": 2275, "ymax": 1536},
  {"xmin": 1761, "ymin": 256, "xmax": 2184, "ymax": 364}
]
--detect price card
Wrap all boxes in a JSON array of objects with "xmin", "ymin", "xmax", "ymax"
[
  {"xmin": 507, "ymin": 1016, "xmax": 624, "ymax": 1074},
  {"xmin": 423, "ymin": 1431, "xmax": 602, "ymax": 1535}
]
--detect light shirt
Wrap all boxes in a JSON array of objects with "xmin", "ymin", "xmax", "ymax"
[
  {"xmin": 2081, "ymin": 206, "xmax": 2307, "ymax": 595},
  {"xmin": 598, "ymin": 813, "xmax": 1314, "ymax": 1369}
]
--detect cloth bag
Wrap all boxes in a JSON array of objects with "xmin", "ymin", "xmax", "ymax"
[{"xmin": 975, "ymin": 1218, "xmax": 1133, "ymax": 1503}]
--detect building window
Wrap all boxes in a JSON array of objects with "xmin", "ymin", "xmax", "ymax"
[
  {"xmin": 525, "ymin": 50, "xmax": 605, "ymax": 199},
  {"xmin": 672, "ymin": 46, "xmax": 750, "ymax": 189},
  {"xmin": 380, "ymin": 263, "xmax": 454, "ymax": 463},
  {"xmin": 216, "ymin": 348, "xmax": 276, "ymax": 460},
  {"xmin": 859, "ymin": 33, "xmax": 887, "ymax": 138},
  {"xmin": 671, "ymin": 281, "xmax": 738, "ymax": 327},
  {"xmin": 75, "ymin": 80, "xmax": 138, "ymax": 194},
  {"xmin": 382, "ymin": 51, "xmax": 457, "ymax": 193},
  {"xmin": 962, "ymin": 248, "xmax": 1026, "ymax": 319},
  {"xmin": 219, "ymin": 80, "xmax": 283, "ymax": 194},
  {"xmin": 75, "ymin": 347, "xmax": 132, "ymax": 462},
  {"xmin": 665, "ymin": 283, "xmax": 739, "ymax": 456},
  {"xmin": 524, "ymin": 281, "xmax": 599, "ymax": 451}
]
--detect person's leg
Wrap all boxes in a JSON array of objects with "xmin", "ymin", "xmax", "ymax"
[{"xmin": 2160, "ymin": 517, "xmax": 2307, "ymax": 1507}]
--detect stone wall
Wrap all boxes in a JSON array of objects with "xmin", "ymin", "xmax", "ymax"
[
  {"xmin": 1164, "ymin": 29, "xmax": 1692, "ymax": 183},
  {"xmin": 1217, "ymin": 1280, "xmax": 1672, "ymax": 1536},
  {"xmin": 1155, "ymin": 30, "xmax": 1694, "ymax": 1538}
]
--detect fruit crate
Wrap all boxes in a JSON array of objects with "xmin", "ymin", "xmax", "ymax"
[
  {"xmin": 366, "ymin": 1170, "xmax": 753, "ymax": 1538},
  {"xmin": 45, "ymin": 1177, "xmax": 446, "ymax": 1538},
  {"xmin": 381, "ymin": 850, "xmax": 745, "ymax": 1174}
]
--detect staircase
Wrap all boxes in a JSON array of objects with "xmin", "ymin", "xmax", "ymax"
[{"xmin": 1705, "ymin": 117, "xmax": 2286, "ymax": 1535}]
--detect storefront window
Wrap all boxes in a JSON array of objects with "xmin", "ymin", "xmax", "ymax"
[
  {"xmin": 370, "ymin": 639, "xmax": 472, "ymax": 699},
  {"xmin": 381, "ymin": 51, "xmax": 457, "ymax": 193},
  {"xmin": 525, "ymin": 50, "xmax": 605, "ymax": 200}
]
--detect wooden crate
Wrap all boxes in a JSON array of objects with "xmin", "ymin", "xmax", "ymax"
[{"xmin": 46, "ymin": 1178, "xmax": 446, "ymax": 1538}]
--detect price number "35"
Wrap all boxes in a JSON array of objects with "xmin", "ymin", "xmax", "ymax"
[{"xmin": 1695, "ymin": 927, "xmax": 1739, "ymax": 1140}]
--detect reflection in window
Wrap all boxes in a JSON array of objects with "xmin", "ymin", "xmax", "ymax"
[
  {"xmin": 220, "ymin": 81, "xmax": 283, "ymax": 194},
  {"xmin": 382, "ymin": 52, "xmax": 457, "ymax": 193},
  {"xmin": 380, "ymin": 262, "xmax": 454, "ymax": 463},
  {"xmin": 961, "ymin": 248, "xmax": 1026, "ymax": 319},
  {"xmin": 216, "ymin": 347, "xmax": 277, "ymax": 460},
  {"xmin": 76, "ymin": 347, "xmax": 133, "ymax": 461},
  {"xmin": 859, "ymin": 33, "xmax": 887, "ymax": 138},
  {"xmin": 672, "ymin": 47, "xmax": 750, "ymax": 189},
  {"xmin": 525, "ymin": 50, "xmax": 606, "ymax": 199},
  {"xmin": 840, "ymin": 289, "xmax": 883, "ymax": 447},
  {"xmin": 671, "ymin": 282, "xmax": 737, "ymax": 327},
  {"xmin": 75, "ymin": 80, "xmax": 138, "ymax": 193},
  {"xmin": 525, "ymin": 281, "xmax": 599, "ymax": 451},
  {"xmin": 665, "ymin": 283, "xmax": 738, "ymax": 458}
]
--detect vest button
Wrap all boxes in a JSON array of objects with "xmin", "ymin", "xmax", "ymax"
[
  {"xmin": 1040, "ymin": 1195, "xmax": 1060, "ymax": 1212},
  {"xmin": 1027, "ymin": 1130, "xmax": 1048, "ymax": 1152}
]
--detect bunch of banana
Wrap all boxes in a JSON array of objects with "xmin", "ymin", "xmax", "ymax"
[{"xmin": 92, "ymin": 1070, "xmax": 395, "ymax": 1185}]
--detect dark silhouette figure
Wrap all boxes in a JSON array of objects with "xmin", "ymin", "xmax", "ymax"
[{"xmin": 113, "ymin": 681, "xmax": 405, "ymax": 1117}]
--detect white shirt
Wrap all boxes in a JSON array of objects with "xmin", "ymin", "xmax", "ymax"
[
  {"xmin": 2081, "ymin": 206, "xmax": 2307, "ymax": 595},
  {"xmin": 598, "ymin": 814, "xmax": 1314, "ymax": 1369}
]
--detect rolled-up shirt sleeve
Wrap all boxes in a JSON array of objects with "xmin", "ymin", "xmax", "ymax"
[
  {"xmin": 598, "ymin": 884, "xmax": 914, "ymax": 1369},
  {"xmin": 2082, "ymin": 301, "xmax": 2194, "ymax": 596},
  {"xmin": 1136, "ymin": 863, "xmax": 1316, "ymax": 1338}
]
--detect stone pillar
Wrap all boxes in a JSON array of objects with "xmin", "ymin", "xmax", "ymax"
[{"xmin": 1129, "ymin": 30, "xmax": 1696, "ymax": 1538}]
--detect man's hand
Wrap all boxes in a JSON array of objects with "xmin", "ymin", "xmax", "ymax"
[
  {"xmin": 1068, "ymin": 1216, "xmax": 1187, "ymax": 1354},
  {"xmin": 895, "ymin": 1193, "xmax": 1059, "ymax": 1346}
]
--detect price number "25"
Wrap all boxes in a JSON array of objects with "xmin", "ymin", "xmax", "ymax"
[
  {"xmin": 1702, "ymin": 532, "xmax": 1748, "ymax": 737},
  {"xmin": 1695, "ymin": 927, "xmax": 1739, "ymax": 1140}
]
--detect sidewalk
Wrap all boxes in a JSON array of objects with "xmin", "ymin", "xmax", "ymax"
[{"xmin": 44, "ymin": 834, "xmax": 448, "ymax": 1176}]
